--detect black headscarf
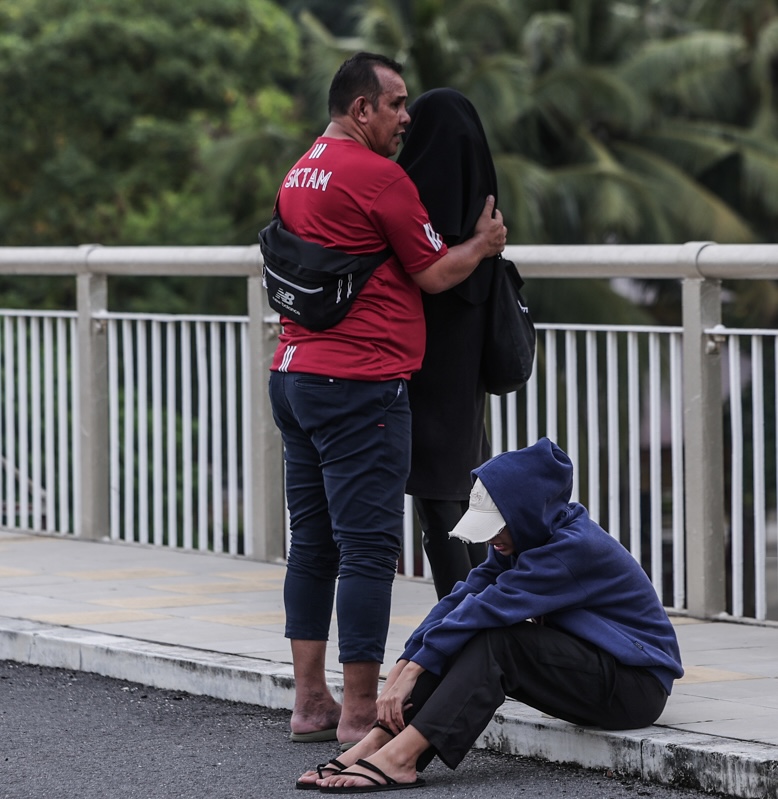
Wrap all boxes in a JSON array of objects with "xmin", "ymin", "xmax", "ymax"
[{"xmin": 397, "ymin": 88, "xmax": 497, "ymax": 304}]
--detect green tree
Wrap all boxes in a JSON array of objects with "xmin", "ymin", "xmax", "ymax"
[{"xmin": 0, "ymin": 0, "xmax": 301, "ymax": 249}]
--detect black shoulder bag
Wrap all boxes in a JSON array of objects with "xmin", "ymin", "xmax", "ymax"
[
  {"xmin": 481, "ymin": 256, "xmax": 536, "ymax": 395},
  {"xmin": 258, "ymin": 215, "xmax": 391, "ymax": 332}
]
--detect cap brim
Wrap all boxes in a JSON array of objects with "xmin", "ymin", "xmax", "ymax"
[{"xmin": 449, "ymin": 507, "xmax": 506, "ymax": 544}]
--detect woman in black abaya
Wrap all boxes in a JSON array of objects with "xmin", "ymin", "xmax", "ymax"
[{"xmin": 398, "ymin": 88, "xmax": 498, "ymax": 598}]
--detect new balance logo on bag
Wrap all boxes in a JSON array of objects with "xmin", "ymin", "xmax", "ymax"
[{"xmin": 274, "ymin": 288, "xmax": 296, "ymax": 309}]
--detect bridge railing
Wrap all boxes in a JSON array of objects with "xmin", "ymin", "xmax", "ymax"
[{"xmin": 0, "ymin": 242, "xmax": 776, "ymax": 623}]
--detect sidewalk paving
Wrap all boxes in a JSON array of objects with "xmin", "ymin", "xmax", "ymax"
[{"xmin": 0, "ymin": 530, "xmax": 776, "ymax": 798}]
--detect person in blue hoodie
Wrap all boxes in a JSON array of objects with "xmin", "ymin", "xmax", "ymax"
[{"xmin": 298, "ymin": 438, "xmax": 683, "ymax": 793}]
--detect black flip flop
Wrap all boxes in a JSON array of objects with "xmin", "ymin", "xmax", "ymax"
[
  {"xmin": 295, "ymin": 757, "xmax": 347, "ymax": 790},
  {"xmin": 318, "ymin": 758, "xmax": 426, "ymax": 794}
]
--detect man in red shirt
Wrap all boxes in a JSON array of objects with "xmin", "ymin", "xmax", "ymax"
[{"xmin": 268, "ymin": 51, "xmax": 507, "ymax": 749}]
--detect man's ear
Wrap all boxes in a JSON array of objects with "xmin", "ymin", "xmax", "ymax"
[{"xmin": 352, "ymin": 96, "xmax": 370, "ymax": 122}]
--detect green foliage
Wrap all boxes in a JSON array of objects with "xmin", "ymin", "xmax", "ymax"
[
  {"xmin": 0, "ymin": 0, "xmax": 301, "ymax": 249},
  {"xmin": 618, "ymin": 32, "xmax": 751, "ymax": 121},
  {"xmin": 0, "ymin": 0, "xmax": 306, "ymax": 313},
  {"xmin": 8, "ymin": 0, "xmax": 778, "ymax": 323},
  {"xmin": 274, "ymin": 0, "xmax": 359, "ymax": 35}
]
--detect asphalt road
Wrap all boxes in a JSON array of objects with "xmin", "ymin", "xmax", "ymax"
[{"xmin": 1, "ymin": 660, "xmax": 712, "ymax": 799}]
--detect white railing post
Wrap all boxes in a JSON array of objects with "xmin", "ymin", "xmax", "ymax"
[
  {"xmin": 247, "ymin": 275, "xmax": 285, "ymax": 561},
  {"xmin": 76, "ymin": 249, "xmax": 110, "ymax": 540},
  {"xmin": 682, "ymin": 272, "xmax": 726, "ymax": 617}
]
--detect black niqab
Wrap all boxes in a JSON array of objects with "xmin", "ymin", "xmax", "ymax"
[{"xmin": 398, "ymin": 88, "xmax": 497, "ymax": 304}]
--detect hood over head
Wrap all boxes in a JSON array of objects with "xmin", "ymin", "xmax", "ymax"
[
  {"xmin": 449, "ymin": 438, "xmax": 573, "ymax": 554},
  {"xmin": 397, "ymin": 87, "xmax": 496, "ymax": 304},
  {"xmin": 398, "ymin": 88, "xmax": 497, "ymax": 244}
]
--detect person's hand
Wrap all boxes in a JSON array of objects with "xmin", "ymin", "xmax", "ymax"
[
  {"xmin": 376, "ymin": 660, "xmax": 425, "ymax": 735},
  {"xmin": 474, "ymin": 195, "xmax": 507, "ymax": 257}
]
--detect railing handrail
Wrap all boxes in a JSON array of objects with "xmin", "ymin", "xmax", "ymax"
[
  {"xmin": 0, "ymin": 244, "xmax": 263, "ymax": 277},
  {"xmin": 4, "ymin": 240, "xmax": 778, "ymax": 280},
  {"xmin": 504, "ymin": 242, "xmax": 778, "ymax": 280}
]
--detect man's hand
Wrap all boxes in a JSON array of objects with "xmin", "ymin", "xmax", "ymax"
[
  {"xmin": 411, "ymin": 194, "xmax": 507, "ymax": 294},
  {"xmin": 474, "ymin": 195, "xmax": 507, "ymax": 258}
]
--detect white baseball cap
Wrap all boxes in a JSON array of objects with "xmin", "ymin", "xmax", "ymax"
[{"xmin": 449, "ymin": 478, "xmax": 506, "ymax": 544}]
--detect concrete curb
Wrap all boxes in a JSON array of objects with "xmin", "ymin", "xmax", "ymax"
[
  {"xmin": 2, "ymin": 616, "xmax": 775, "ymax": 799},
  {"xmin": 479, "ymin": 709, "xmax": 777, "ymax": 798}
]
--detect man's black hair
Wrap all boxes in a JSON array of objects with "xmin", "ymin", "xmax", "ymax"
[{"xmin": 328, "ymin": 52, "xmax": 404, "ymax": 117}]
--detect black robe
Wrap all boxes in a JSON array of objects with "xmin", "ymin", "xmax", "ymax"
[{"xmin": 398, "ymin": 88, "xmax": 497, "ymax": 499}]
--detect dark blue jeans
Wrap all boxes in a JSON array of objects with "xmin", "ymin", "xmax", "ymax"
[{"xmin": 269, "ymin": 371, "xmax": 411, "ymax": 664}]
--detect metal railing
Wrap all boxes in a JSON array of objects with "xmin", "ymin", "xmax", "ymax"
[
  {"xmin": 489, "ymin": 324, "xmax": 687, "ymax": 612},
  {"xmin": 105, "ymin": 313, "xmax": 253, "ymax": 555},
  {"xmin": 0, "ymin": 311, "xmax": 78, "ymax": 534},
  {"xmin": 0, "ymin": 241, "xmax": 776, "ymax": 624}
]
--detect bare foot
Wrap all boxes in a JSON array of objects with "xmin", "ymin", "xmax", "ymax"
[
  {"xmin": 336, "ymin": 716, "xmax": 379, "ymax": 748},
  {"xmin": 290, "ymin": 693, "xmax": 341, "ymax": 737}
]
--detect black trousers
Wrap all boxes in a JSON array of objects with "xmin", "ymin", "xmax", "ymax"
[
  {"xmin": 414, "ymin": 497, "xmax": 487, "ymax": 599},
  {"xmin": 404, "ymin": 623, "xmax": 668, "ymax": 771}
]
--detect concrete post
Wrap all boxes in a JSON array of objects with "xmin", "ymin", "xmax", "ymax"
[
  {"xmin": 76, "ymin": 264, "xmax": 109, "ymax": 540},
  {"xmin": 682, "ymin": 277, "xmax": 726, "ymax": 617},
  {"xmin": 247, "ymin": 275, "xmax": 285, "ymax": 561}
]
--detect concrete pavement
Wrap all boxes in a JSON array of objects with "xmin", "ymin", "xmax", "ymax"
[{"xmin": 0, "ymin": 530, "xmax": 776, "ymax": 798}]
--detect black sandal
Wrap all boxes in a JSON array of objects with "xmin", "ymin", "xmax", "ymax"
[
  {"xmin": 295, "ymin": 758, "xmax": 347, "ymax": 791},
  {"xmin": 318, "ymin": 758, "xmax": 426, "ymax": 794}
]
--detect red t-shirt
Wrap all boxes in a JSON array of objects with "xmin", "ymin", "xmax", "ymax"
[{"xmin": 269, "ymin": 137, "xmax": 447, "ymax": 380}]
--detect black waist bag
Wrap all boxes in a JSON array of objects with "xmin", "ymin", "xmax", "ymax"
[{"xmin": 258, "ymin": 215, "xmax": 391, "ymax": 331}]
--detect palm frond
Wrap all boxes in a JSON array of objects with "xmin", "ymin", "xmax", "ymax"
[
  {"xmin": 521, "ymin": 12, "xmax": 578, "ymax": 74},
  {"xmin": 740, "ymin": 150, "xmax": 778, "ymax": 216},
  {"xmin": 296, "ymin": 10, "xmax": 366, "ymax": 128},
  {"xmin": 531, "ymin": 65, "xmax": 650, "ymax": 138},
  {"xmin": 493, "ymin": 152, "xmax": 556, "ymax": 243},
  {"xmin": 570, "ymin": 0, "xmax": 647, "ymax": 62},
  {"xmin": 620, "ymin": 30, "xmax": 748, "ymax": 89},
  {"xmin": 633, "ymin": 128, "xmax": 740, "ymax": 177},
  {"xmin": 611, "ymin": 141, "xmax": 757, "ymax": 243},
  {"xmin": 752, "ymin": 15, "xmax": 778, "ymax": 85},
  {"xmin": 545, "ymin": 162, "xmax": 665, "ymax": 243},
  {"xmin": 649, "ymin": 119, "xmax": 778, "ymax": 217},
  {"xmin": 669, "ymin": 61, "xmax": 750, "ymax": 120},
  {"xmin": 455, "ymin": 54, "xmax": 533, "ymax": 143},
  {"xmin": 356, "ymin": 0, "xmax": 408, "ymax": 54},
  {"xmin": 619, "ymin": 31, "xmax": 749, "ymax": 120},
  {"xmin": 447, "ymin": 0, "xmax": 524, "ymax": 52}
]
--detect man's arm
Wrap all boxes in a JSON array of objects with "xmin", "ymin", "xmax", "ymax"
[{"xmin": 411, "ymin": 195, "xmax": 506, "ymax": 294}]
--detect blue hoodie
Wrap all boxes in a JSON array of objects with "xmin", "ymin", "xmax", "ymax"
[{"xmin": 401, "ymin": 438, "xmax": 684, "ymax": 694}]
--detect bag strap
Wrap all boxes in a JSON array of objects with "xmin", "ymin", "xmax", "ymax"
[{"xmin": 259, "ymin": 214, "xmax": 391, "ymax": 276}]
